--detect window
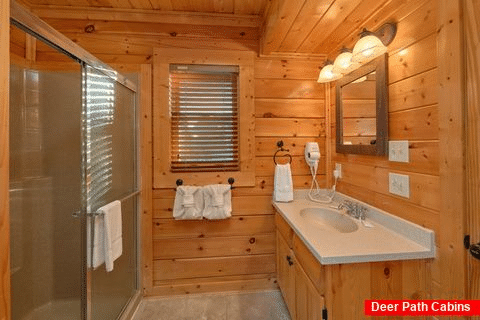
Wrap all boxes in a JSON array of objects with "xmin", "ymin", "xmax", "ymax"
[
  {"xmin": 153, "ymin": 48, "xmax": 255, "ymax": 188},
  {"xmin": 169, "ymin": 64, "xmax": 239, "ymax": 172},
  {"xmin": 85, "ymin": 66, "xmax": 115, "ymax": 209}
]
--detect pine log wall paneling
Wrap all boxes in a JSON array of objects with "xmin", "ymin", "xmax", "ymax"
[
  {"xmin": 26, "ymin": 0, "xmax": 466, "ymax": 300},
  {"xmin": 147, "ymin": 57, "xmax": 326, "ymax": 295},
  {"xmin": 33, "ymin": 10, "xmax": 327, "ymax": 295},
  {"xmin": 148, "ymin": 56, "xmax": 326, "ymax": 295},
  {"xmin": 1, "ymin": 0, "xmax": 10, "ymax": 316},
  {"xmin": 330, "ymin": 0, "xmax": 447, "ymax": 299},
  {"xmin": 464, "ymin": 0, "xmax": 480, "ymax": 301}
]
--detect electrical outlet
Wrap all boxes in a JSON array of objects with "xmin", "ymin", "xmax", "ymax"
[
  {"xmin": 389, "ymin": 173, "xmax": 410, "ymax": 198},
  {"xmin": 334, "ymin": 163, "xmax": 342, "ymax": 179},
  {"xmin": 389, "ymin": 140, "xmax": 409, "ymax": 163}
]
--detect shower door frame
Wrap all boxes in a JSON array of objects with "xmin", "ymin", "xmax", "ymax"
[{"xmin": 9, "ymin": 2, "xmax": 141, "ymax": 319}]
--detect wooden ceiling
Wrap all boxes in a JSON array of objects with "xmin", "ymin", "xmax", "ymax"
[
  {"xmin": 260, "ymin": 0, "xmax": 412, "ymax": 57},
  {"xmin": 23, "ymin": 0, "xmax": 268, "ymax": 15},
  {"xmin": 22, "ymin": 0, "xmax": 417, "ymax": 57}
]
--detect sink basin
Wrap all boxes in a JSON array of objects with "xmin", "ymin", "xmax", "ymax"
[{"xmin": 299, "ymin": 208, "xmax": 359, "ymax": 233}]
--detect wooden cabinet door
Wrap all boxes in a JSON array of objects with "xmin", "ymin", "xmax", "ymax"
[
  {"xmin": 295, "ymin": 261, "xmax": 323, "ymax": 320},
  {"xmin": 277, "ymin": 231, "xmax": 296, "ymax": 319}
]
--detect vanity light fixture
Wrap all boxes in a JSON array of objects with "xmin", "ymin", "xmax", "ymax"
[
  {"xmin": 351, "ymin": 23, "xmax": 397, "ymax": 64},
  {"xmin": 317, "ymin": 22, "xmax": 396, "ymax": 83},
  {"xmin": 332, "ymin": 48, "xmax": 359, "ymax": 74},
  {"xmin": 317, "ymin": 60, "xmax": 342, "ymax": 83}
]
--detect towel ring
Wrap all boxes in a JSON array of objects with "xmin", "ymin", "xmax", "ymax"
[{"xmin": 273, "ymin": 150, "xmax": 292, "ymax": 165}]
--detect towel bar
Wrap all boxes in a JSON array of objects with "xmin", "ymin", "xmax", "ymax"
[
  {"xmin": 72, "ymin": 190, "xmax": 140, "ymax": 218},
  {"xmin": 72, "ymin": 211, "xmax": 102, "ymax": 218},
  {"xmin": 119, "ymin": 190, "xmax": 140, "ymax": 203},
  {"xmin": 175, "ymin": 178, "xmax": 235, "ymax": 189}
]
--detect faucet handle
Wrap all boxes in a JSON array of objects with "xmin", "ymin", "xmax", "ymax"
[{"xmin": 358, "ymin": 206, "xmax": 367, "ymax": 220}]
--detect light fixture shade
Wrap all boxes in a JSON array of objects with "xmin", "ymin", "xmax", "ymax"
[
  {"xmin": 332, "ymin": 51, "xmax": 359, "ymax": 74},
  {"xmin": 317, "ymin": 64, "xmax": 342, "ymax": 83},
  {"xmin": 351, "ymin": 34, "xmax": 387, "ymax": 64}
]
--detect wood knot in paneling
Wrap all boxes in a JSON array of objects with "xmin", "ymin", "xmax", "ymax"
[
  {"xmin": 84, "ymin": 24, "xmax": 95, "ymax": 33},
  {"xmin": 249, "ymin": 237, "xmax": 256, "ymax": 244},
  {"xmin": 411, "ymin": 291, "xmax": 422, "ymax": 300},
  {"xmin": 383, "ymin": 267, "xmax": 390, "ymax": 278}
]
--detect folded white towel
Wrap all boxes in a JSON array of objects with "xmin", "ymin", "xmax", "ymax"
[
  {"xmin": 93, "ymin": 200, "xmax": 122, "ymax": 272},
  {"xmin": 273, "ymin": 163, "xmax": 293, "ymax": 202},
  {"xmin": 173, "ymin": 186, "xmax": 204, "ymax": 220},
  {"xmin": 203, "ymin": 184, "xmax": 232, "ymax": 220},
  {"xmin": 91, "ymin": 214, "xmax": 105, "ymax": 270}
]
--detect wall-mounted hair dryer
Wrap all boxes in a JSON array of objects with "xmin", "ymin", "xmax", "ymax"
[
  {"xmin": 305, "ymin": 142, "xmax": 320, "ymax": 175},
  {"xmin": 305, "ymin": 142, "xmax": 336, "ymax": 203}
]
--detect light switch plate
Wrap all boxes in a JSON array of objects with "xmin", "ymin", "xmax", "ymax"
[
  {"xmin": 389, "ymin": 173, "xmax": 410, "ymax": 198},
  {"xmin": 389, "ymin": 140, "xmax": 409, "ymax": 163}
]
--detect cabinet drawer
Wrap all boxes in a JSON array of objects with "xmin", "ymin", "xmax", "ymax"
[
  {"xmin": 275, "ymin": 212, "xmax": 294, "ymax": 249},
  {"xmin": 293, "ymin": 234, "xmax": 324, "ymax": 294}
]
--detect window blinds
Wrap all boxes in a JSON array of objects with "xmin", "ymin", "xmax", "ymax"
[
  {"xmin": 169, "ymin": 64, "xmax": 240, "ymax": 172},
  {"xmin": 85, "ymin": 66, "xmax": 114, "ymax": 210}
]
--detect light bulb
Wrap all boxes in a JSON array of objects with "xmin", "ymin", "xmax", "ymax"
[
  {"xmin": 317, "ymin": 64, "xmax": 341, "ymax": 83},
  {"xmin": 352, "ymin": 34, "xmax": 387, "ymax": 64},
  {"xmin": 362, "ymin": 48, "xmax": 374, "ymax": 57},
  {"xmin": 332, "ymin": 51, "xmax": 359, "ymax": 74}
]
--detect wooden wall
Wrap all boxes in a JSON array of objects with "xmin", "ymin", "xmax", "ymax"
[
  {"xmin": 331, "ymin": 0, "xmax": 440, "ymax": 233},
  {"xmin": 14, "ymin": 0, "xmax": 466, "ymax": 302},
  {"xmin": 32, "ymin": 7, "xmax": 261, "ymax": 65},
  {"xmin": 30, "ymin": 8, "xmax": 326, "ymax": 295},
  {"xmin": 329, "ymin": 0, "xmax": 466, "ymax": 300},
  {"xmin": 1, "ymin": 0, "xmax": 10, "ymax": 317},
  {"xmin": 465, "ymin": 0, "xmax": 480, "ymax": 301},
  {"xmin": 147, "ymin": 56, "xmax": 325, "ymax": 296}
]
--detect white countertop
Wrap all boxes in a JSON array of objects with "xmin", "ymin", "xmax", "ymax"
[{"xmin": 273, "ymin": 190, "xmax": 436, "ymax": 265}]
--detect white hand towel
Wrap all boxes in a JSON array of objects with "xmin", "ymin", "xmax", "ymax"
[
  {"xmin": 91, "ymin": 214, "xmax": 105, "ymax": 270},
  {"xmin": 203, "ymin": 184, "xmax": 232, "ymax": 220},
  {"xmin": 173, "ymin": 186, "xmax": 204, "ymax": 220},
  {"xmin": 273, "ymin": 163, "xmax": 294, "ymax": 202},
  {"xmin": 94, "ymin": 200, "xmax": 122, "ymax": 272}
]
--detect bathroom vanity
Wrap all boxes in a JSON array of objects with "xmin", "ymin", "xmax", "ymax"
[{"xmin": 274, "ymin": 190, "xmax": 435, "ymax": 319}]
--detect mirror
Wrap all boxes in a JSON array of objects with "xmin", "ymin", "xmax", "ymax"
[{"xmin": 336, "ymin": 53, "xmax": 388, "ymax": 155}]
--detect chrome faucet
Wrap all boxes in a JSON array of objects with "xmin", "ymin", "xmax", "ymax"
[{"xmin": 338, "ymin": 200, "xmax": 367, "ymax": 221}]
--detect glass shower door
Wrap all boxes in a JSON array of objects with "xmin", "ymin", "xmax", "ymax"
[
  {"xmin": 9, "ymin": 24, "xmax": 84, "ymax": 320},
  {"xmin": 10, "ymin": 10, "xmax": 139, "ymax": 318},
  {"xmin": 84, "ymin": 66, "xmax": 138, "ymax": 320}
]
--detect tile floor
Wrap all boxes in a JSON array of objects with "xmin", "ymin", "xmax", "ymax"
[{"xmin": 132, "ymin": 290, "xmax": 291, "ymax": 320}]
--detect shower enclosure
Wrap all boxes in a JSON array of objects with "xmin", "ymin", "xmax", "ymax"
[{"xmin": 9, "ymin": 2, "xmax": 140, "ymax": 319}]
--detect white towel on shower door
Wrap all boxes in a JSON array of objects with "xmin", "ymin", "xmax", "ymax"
[
  {"xmin": 93, "ymin": 200, "xmax": 123, "ymax": 272},
  {"xmin": 273, "ymin": 163, "xmax": 294, "ymax": 202}
]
